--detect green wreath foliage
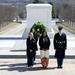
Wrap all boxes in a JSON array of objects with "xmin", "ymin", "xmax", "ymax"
[{"xmin": 32, "ymin": 22, "xmax": 46, "ymax": 37}]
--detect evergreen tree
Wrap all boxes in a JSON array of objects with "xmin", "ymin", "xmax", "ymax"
[
  {"xmin": 49, "ymin": 2, "xmax": 56, "ymax": 18},
  {"xmin": 33, "ymin": 0, "xmax": 41, "ymax": 3}
]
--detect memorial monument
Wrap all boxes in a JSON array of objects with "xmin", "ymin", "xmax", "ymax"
[
  {"xmin": 26, "ymin": 4, "xmax": 52, "ymax": 30},
  {"xmin": 22, "ymin": 4, "xmax": 52, "ymax": 38}
]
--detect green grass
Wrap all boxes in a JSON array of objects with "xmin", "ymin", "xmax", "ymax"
[{"xmin": 56, "ymin": 23, "xmax": 75, "ymax": 34}]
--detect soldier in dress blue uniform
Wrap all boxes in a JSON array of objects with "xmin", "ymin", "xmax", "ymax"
[{"xmin": 53, "ymin": 26, "xmax": 67, "ymax": 69}]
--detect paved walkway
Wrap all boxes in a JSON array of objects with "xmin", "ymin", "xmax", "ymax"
[
  {"xmin": 0, "ymin": 20, "xmax": 27, "ymax": 38},
  {"xmin": 0, "ymin": 21, "xmax": 75, "ymax": 75}
]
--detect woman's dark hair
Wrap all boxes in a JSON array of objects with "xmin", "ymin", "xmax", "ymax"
[
  {"xmin": 30, "ymin": 27, "xmax": 35, "ymax": 32},
  {"xmin": 42, "ymin": 28, "xmax": 46, "ymax": 33},
  {"xmin": 42, "ymin": 30, "xmax": 48, "ymax": 37}
]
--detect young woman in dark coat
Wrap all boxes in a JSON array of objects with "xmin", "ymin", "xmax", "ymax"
[
  {"xmin": 30, "ymin": 28, "xmax": 38, "ymax": 61},
  {"xmin": 39, "ymin": 30, "xmax": 50, "ymax": 59},
  {"xmin": 26, "ymin": 32, "xmax": 36, "ymax": 67},
  {"xmin": 39, "ymin": 31, "xmax": 50, "ymax": 50}
]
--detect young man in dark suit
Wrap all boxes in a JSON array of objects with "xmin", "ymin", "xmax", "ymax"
[{"xmin": 53, "ymin": 26, "xmax": 67, "ymax": 69}]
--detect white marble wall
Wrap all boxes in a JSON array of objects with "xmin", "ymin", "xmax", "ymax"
[{"xmin": 26, "ymin": 4, "xmax": 52, "ymax": 30}]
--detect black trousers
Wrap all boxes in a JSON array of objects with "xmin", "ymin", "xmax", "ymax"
[
  {"xmin": 27, "ymin": 56, "xmax": 34, "ymax": 67},
  {"xmin": 57, "ymin": 58, "xmax": 63, "ymax": 67},
  {"xmin": 34, "ymin": 52, "xmax": 36, "ymax": 61}
]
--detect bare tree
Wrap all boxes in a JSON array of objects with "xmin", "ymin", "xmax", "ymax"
[{"xmin": 0, "ymin": 5, "xmax": 17, "ymax": 29}]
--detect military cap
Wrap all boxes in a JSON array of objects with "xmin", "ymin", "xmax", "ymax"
[{"xmin": 58, "ymin": 26, "xmax": 63, "ymax": 30}]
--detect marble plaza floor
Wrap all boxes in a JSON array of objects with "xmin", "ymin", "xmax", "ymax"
[{"xmin": 0, "ymin": 58, "xmax": 75, "ymax": 75}]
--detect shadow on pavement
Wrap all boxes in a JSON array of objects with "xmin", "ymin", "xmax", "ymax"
[
  {"xmin": 27, "ymin": 67, "xmax": 56, "ymax": 71},
  {"xmin": 10, "ymin": 50, "xmax": 26, "ymax": 52},
  {"xmin": 0, "ymin": 63, "xmax": 55, "ymax": 72},
  {"xmin": 0, "ymin": 63, "xmax": 27, "ymax": 72}
]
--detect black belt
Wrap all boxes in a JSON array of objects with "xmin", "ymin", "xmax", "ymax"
[{"xmin": 56, "ymin": 41, "xmax": 65, "ymax": 44}]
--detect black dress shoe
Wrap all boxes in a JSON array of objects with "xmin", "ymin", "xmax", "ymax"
[
  {"xmin": 57, "ymin": 66, "xmax": 60, "ymax": 69},
  {"xmin": 60, "ymin": 66, "xmax": 62, "ymax": 69},
  {"xmin": 57, "ymin": 66, "xmax": 63, "ymax": 69}
]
